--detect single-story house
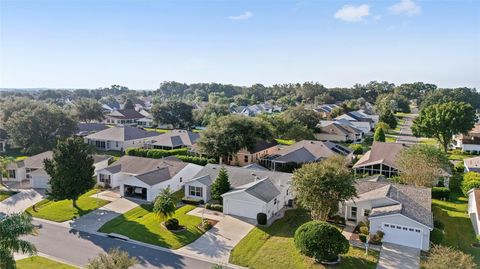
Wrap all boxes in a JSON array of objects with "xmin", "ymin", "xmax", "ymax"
[
  {"xmin": 184, "ymin": 164, "xmax": 293, "ymax": 220},
  {"xmin": 339, "ymin": 175, "xmax": 433, "ymax": 251},
  {"xmin": 5, "ymin": 151, "xmax": 112, "ymax": 189},
  {"xmin": 224, "ymin": 140, "xmax": 280, "ymax": 167},
  {"xmin": 453, "ymin": 124, "xmax": 480, "ymax": 153},
  {"xmin": 260, "ymin": 140, "xmax": 353, "ymax": 171},
  {"xmin": 136, "ymin": 110, "xmax": 154, "ymax": 128},
  {"xmin": 315, "ymin": 122, "xmax": 364, "ymax": 143},
  {"xmin": 96, "ymin": 156, "xmax": 203, "ymax": 201},
  {"xmin": 144, "ymin": 130, "xmax": 200, "ymax": 150},
  {"xmin": 314, "ymin": 104, "xmax": 340, "ymax": 119},
  {"xmin": 464, "ymin": 156, "xmax": 480, "ymax": 173},
  {"xmin": 467, "ymin": 188, "xmax": 480, "ymax": 235},
  {"xmin": 84, "ymin": 126, "xmax": 158, "ymax": 151},
  {"xmin": 335, "ymin": 111, "xmax": 375, "ymax": 131},
  {"xmin": 104, "ymin": 109, "xmax": 146, "ymax": 126},
  {"xmin": 75, "ymin": 123, "xmax": 109, "ymax": 137}
]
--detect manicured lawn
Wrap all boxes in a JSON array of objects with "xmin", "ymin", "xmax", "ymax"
[
  {"xmin": 0, "ymin": 190, "xmax": 18, "ymax": 202},
  {"xmin": 26, "ymin": 190, "xmax": 110, "ymax": 222},
  {"xmin": 419, "ymin": 138, "xmax": 438, "ymax": 145},
  {"xmin": 99, "ymin": 204, "xmax": 204, "ymax": 249},
  {"xmin": 144, "ymin": 127, "xmax": 170, "ymax": 133},
  {"xmin": 448, "ymin": 151, "xmax": 474, "ymax": 161},
  {"xmin": 275, "ymin": 138, "xmax": 296, "ymax": 145},
  {"xmin": 230, "ymin": 209, "xmax": 379, "ymax": 269},
  {"xmin": 16, "ymin": 256, "xmax": 76, "ymax": 269},
  {"xmin": 432, "ymin": 192, "xmax": 480, "ymax": 264},
  {"xmin": 385, "ymin": 135, "xmax": 397, "ymax": 143}
]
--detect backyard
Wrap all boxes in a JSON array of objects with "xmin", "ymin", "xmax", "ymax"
[
  {"xmin": 230, "ymin": 209, "xmax": 379, "ymax": 269},
  {"xmin": 26, "ymin": 189, "xmax": 110, "ymax": 222},
  {"xmin": 98, "ymin": 204, "xmax": 204, "ymax": 249},
  {"xmin": 16, "ymin": 256, "xmax": 76, "ymax": 269}
]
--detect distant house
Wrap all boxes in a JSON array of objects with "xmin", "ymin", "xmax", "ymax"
[
  {"xmin": 5, "ymin": 151, "xmax": 111, "ymax": 189},
  {"xmin": 238, "ymin": 103, "xmax": 276, "ymax": 116},
  {"xmin": 224, "ymin": 141, "xmax": 280, "ymax": 167},
  {"xmin": 453, "ymin": 124, "xmax": 480, "ymax": 153},
  {"xmin": 335, "ymin": 111, "xmax": 375, "ymax": 131},
  {"xmin": 464, "ymin": 156, "xmax": 480, "ymax": 173},
  {"xmin": 75, "ymin": 123, "xmax": 109, "ymax": 137},
  {"xmin": 468, "ymin": 188, "xmax": 480, "ymax": 235},
  {"xmin": 340, "ymin": 175, "xmax": 433, "ymax": 251},
  {"xmin": 144, "ymin": 130, "xmax": 200, "ymax": 150},
  {"xmin": 85, "ymin": 126, "xmax": 158, "ymax": 151},
  {"xmin": 315, "ymin": 122, "xmax": 364, "ymax": 143},
  {"xmin": 0, "ymin": 127, "xmax": 7, "ymax": 153},
  {"xmin": 319, "ymin": 119, "xmax": 371, "ymax": 135},
  {"xmin": 96, "ymin": 156, "xmax": 203, "ymax": 201},
  {"xmin": 136, "ymin": 109, "xmax": 155, "ymax": 128},
  {"xmin": 104, "ymin": 109, "xmax": 146, "ymax": 126},
  {"xmin": 314, "ymin": 104, "xmax": 340, "ymax": 119},
  {"xmin": 101, "ymin": 100, "xmax": 121, "ymax": 112},
  {"xmin": 260, "ymin": 140, "xmax": 353, "ymax": 171},
  {"xmin": 184, "ymin": 164, "xmax": 294, "ymax": 220}
]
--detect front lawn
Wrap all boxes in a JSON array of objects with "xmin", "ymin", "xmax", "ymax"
[
  {"xmin": 98, "ymin": 204, "xmax": 204, "ymax": 249},
  {"xmin": 275, "ymin": 138, "xmax": 296, "ymax": 145},
  {"xmin": 0, "ymin": 190, "xmax": 18, "ymax": 202},
  {"xmin": 230, "ymin": 209, "xmax": 379, "ymax": 269},
  {"xmin": 26, "ymin": 190, "xmax": 110, "ymax": 222},
  {"xmin": 432, "ymin": 192, "xmax": 480, "ymax": 264},
  {"xmin": 16, "ymin": 256, "xmax": 76, "ymax": 269}
]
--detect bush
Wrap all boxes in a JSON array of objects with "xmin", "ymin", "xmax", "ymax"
[
  {"xmin": 164, "ymin": 218, "xmax": 180, "ymax": 230},
  {"xmin": 294, "ymin": 221, "xmax": 349, "ymax": 262},
  {"xmin": 126, "ymin": 147, "xmax": 190, "ymax": 158},
  {"xmin": 370, "ymin": 230, "xmax": 384, "ymax": 244},
  {"xmin": 430, "ymin": 228, "xmax": 444, "ymax": 245},
  {"xmin": 434, "ymin": 220, "xmax": 445, "ymax": 230},
  {"xmin": 359, "ymin": 234, "xmax": 367, "ymax": 243},
  {"xmin": 462, "ymin": 172, "xmax": 480, "ymax": 195},
  {"xmin": 175, "ymin": 155, "xmax": 216, "ymax": 166},
  {"xmin": 424, "ymin": 245, "xmax": 477, "ymax": 269},
  {"xmin": 206, "ymin": 203, "xmax": 223, "ymax": 212},
  {"xmin": 432, "ymin": 187, "xmax": 450, "ymax": 200},
  {"xmin": 202, "ymin": 219, "xmax": 213, "ymax": 230},
  {"xmin": 359, "ymin": 226, "xmax": 369, "ymax": 235},
  {"xmin": 454, "ymin": 162, "xmax": 465, "ymax": 173},
  {"xmin": 181, "ymin": 197, "xmax": 204, "ymax": 205},
  {"xmin": 349, "ymin": 144, "xmax": 363, "ymax": 155},
  {"xmin": 257, "ymin": 213, "xmax": 267, "ymax": 225}
]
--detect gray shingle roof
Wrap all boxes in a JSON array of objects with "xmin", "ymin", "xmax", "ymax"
[
  {"xmin": 353, "ymin": 142, "xmax": 407, "ymax": 169},
  {"xmin": 147, "ymin": 130, "xmax": 200, "ymax": 148},
  {"xmin": 268, "ymin": 140, "xmax": 352, "ymax": 163},
  {"xmin": 85, "ymin": 126, "xmax": 158, "ymax": 141},
  {"xmin": 243, "ymin": 178, "xmax": 281, "ymax": 203}
]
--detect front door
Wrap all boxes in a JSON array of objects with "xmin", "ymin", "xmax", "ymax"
[{"xmin": 349, "ymin": 206, "xmax": 358, "ymax": 220}]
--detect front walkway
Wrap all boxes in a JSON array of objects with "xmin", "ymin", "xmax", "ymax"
[
  {"xmin": 376, "ymin": 243, "xmax": 420, "ymax": 269},
  {"xmin": 177, "ymin": 215, "xmax": 255, "ymax": 263},
  {"xmin": 0, "ymin": 189, "xmax": 45, "ymax": 214}
]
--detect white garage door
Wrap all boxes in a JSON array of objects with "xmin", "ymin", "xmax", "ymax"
[
  {"xmin": 381, "ymin": 222, "xmax": 422, "ymax": 249},
  {"xmin": 31, "ymin": 176, "xmax": 50, "ymax": 189},
  {"xmin": 224, "ymin": 199, "xmax": 263, "ymax": 219}
]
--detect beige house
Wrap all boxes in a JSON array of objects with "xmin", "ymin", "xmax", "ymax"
[
  {"xmin": 223, "ymin": 141, "xmax": 280, "ymax": 167},
  {"xmin": 315, "ymin": 122, "xmax": 363, "ymax": 143}
]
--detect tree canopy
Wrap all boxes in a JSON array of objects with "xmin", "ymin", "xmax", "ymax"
[
  {"xmin": 151, "ymin": 100, "xmax": 194, "ymax": 129},
  {"xmin": 74, "ymin": 98, "xmax": 104, "ymax": 122},
  {"xmin": 153, "ymin": 187, "xmax": 178, "ymax": 220},
  {"xmin": 0, "ymin": 213, "xmax": 37, "ymax": 269},
  {"xmin": 87, "ymin": 248, "xmax": 138, "ymax": 269},
  {"xmin": 210, "ymin": 167, "xmax": 231, "ymax": 203},
  {"xmin": 374, "ymin": 127, "xmax": 386, "ymax": 142}
]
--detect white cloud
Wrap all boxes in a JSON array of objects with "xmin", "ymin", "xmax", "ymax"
[
  {"xmin": 228, "ymin": 11, "xmax": 253, "ymax": 20},
  {"xmin": 334, "ymin": 4, "xmax": 370, "ymax": 22},
  {"xmin": 389, "ymin": 0, "xmax": 421, "ymax": 16}
]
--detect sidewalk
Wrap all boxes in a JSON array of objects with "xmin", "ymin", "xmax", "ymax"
[{"xmin": 0, "ymin": 189, "xmax": 44, "ymax": 214}]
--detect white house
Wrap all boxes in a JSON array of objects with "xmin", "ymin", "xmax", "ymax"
[
  {"xmin": 340, "ymin": 175, "xmax": 433, "ymax": 251},
  {"xmin": 96, "ymin": 156, "xmax": 203, "ymax": 201},
  {"xmin": 104, "ymin": 109, "xmax": 146, "ymax": 126},
  {"xmin": 144, "ymin": 130, "xmax": 200, "ymax": 150},
  {"xmin": 85, "ymin": 126, "xmax": 158, "ymax": 152},
  {"xmin": 464, "ymin": 156, "xmax": 480, "ymax": 173},
  {"xmin": 468, "ymin": 188, "xmax": 480, "ymax": 235},
  {"xmin": 453, "ymin": 124, "xmax": 480, "ymax": 153},
  {"xmin": 184, "ymin": 164, "xmax": 294, "ymax": 221}
]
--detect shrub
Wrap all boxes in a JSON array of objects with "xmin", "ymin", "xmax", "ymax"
[
  {"xmin": 206, "ymin": 203, "xmax": 223, "ymax": 212},
  {"xmin": 432, "ymin": 187, "xmax": 450, "ymax": 200},
  {"xmin": 424, "ymin": 245, "xmax": 477, "ymax": 269},
  {"xmin": 349, "ymin": 144, "xmax": 363, "ymax": 155},
  {"xmin": 202, "ymin": 219, "xmax": 213, "ymax": 230},
  {"xmin": 462, "ymin": 172, "xmax": 480, "ymax": 195},
  {"xmin": 374, "ymin": 127, "xmax": 386, "ymax": 142},
  {"xmin": 434, "ymin": 220, "xmax": 445, "ymax": 230},
  {"xmin": 175, "ymin": 155, "xmax": 216, "ymax": 166},
  {"xmin": 370, "ymin": 230, "xmax": 384, "ymax": 244},
  {"xmin": 181, "ymin": 197, "xmax": 204, "ymax": 205},
  {"xmin": 164, "ymin": 218, "xmax": 180, "ymax": 230},
  {"xmin": 430, "ymin": 228, "xmax": 444, "ymax": 245},
  {"xmin": 359, "ymin": 226, "xmax": 369, "ymax": 235},
  {"xmin": 454, "ymin": 162, "xmax": 465, "ymax": 173},
  {"xmin": 359, "ymin": 234, "xmax": 367, "ymax": 243},
  {"xmin": 257, "ymin": 213, "xmax": 267, "ymax": 225},
  {"xmin": 294, "ymin": 221, "xmax": 349, "ymax": 263},
  {"xmin": 126, "ymin": 147, "xmax": 190, "ymax": 158}
]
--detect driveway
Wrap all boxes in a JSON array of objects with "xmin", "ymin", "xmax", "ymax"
[
  {"xmin": 177, "ymin": 215, "xmax": 254, "ymax": 263},
  {"xmin": 0, "ymin": 189, "xmax": 45, "ymax": 214},
  {"xmin": 376, "ymin": 243, "xmax": 420, "ymax": 269}
]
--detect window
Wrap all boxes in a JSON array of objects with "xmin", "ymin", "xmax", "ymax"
[
  {"xmin": 415, "ymin": 229, "xmax": 421, "ymax": 233},
  {"xmin": 189, "ymin": 186, "xmax": 202, "ymax": 197},
  {"xmin": 274, "ymin": 198, "xmax": 277, "ymax": 205},
  {"xmin": 351, "ymin": 207, "xmax": 357, "ymax": 218},
  {"xmin": 396, "ymin": 226, "xmax": 401, "ymax": 229},
  {"xmin": 244, "ymin": 155, "xmax": 249, "ymax": 163},
  {"xmin": 384, "ymin": 224, "xmax": 389, "ymax": 227},
  {"xmin": 180, "ymin": 177, "xmax": 183, "ymax": 183},
  {"xmin": 99, "ymin": 174, "xmax": 111, "ymax": 185},
  {"xmin": 363, "ymin": 209, "xmax": 371, "ymax": 216},
  {"xmin": 409, "ymin": 228, "xmax": 414, "ymax": 231},
  {"xmin": 8, "ymin": 169, "xmax": 15, "ymax": 179}
]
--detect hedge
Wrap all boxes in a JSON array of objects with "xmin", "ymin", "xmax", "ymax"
[
  {"xmin": 181, "ymin": 197, "xmax": 204, "ymax": 205},
  {"xmin": 462, "ymin": 172, "xmax": 480, "ymax": 195},
  {"xmin": 206, "ymin": 203, "xmax": 223, "ymax": 212},
  {"xmin": 175, "ymin": 155, "xmax": 216, "ymax": 166},
  {"xmin": 432, "ymin": 187, "xmax": 450, "ymax": 200},
  {"xmin": 125, "ymin": 147, "xmax": 190, "ymax": 158},
  {"xmin": 430, "ymin": 228, "xmax": 444, "ymax": 245}
]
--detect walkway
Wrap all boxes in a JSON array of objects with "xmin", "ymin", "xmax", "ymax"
[
  {"xmin": 177, "ymin": 215, "xmax": 255, "ymax": 263},
  {"xmin": 376, "ymin": 243, "xmax": 420, "ymax": 269},
  {"xmin": 0, "ymin": 189, "xmax": 44, "ymax": 214}
]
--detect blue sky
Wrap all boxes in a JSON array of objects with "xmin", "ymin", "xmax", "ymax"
[{"xmin": 1, "ymin": 0, "xmax": 479, "ymax": 89}]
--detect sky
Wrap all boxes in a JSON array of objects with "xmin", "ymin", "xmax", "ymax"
[{"xmin": 0, "ymin": 0, "xmax": 479, "ymax": 90}]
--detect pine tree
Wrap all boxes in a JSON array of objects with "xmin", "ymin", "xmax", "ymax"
[
  {"xmin": 374, "ymin": 127, "xmax": 386, "ymax": 142},
  {"xmin": 211, "ymin": 167, "xmax": 231, "ymax": 203},
  {"xmin": 380, "ymin": 109, "xmax": 397, "ymax": 129}
]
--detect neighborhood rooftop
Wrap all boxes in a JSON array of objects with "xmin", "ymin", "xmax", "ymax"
[{"xmin": 85, "ymin": 125, "xmax": 158, "ymax": 141}]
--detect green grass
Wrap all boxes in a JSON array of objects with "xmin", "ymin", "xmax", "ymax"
[
  {"xmin": 26, "ymin": 190, "xmax": 110, "ymax": 222},
  {"xmin": 98, "ymin": 204, "xmax": 204, "ymax": 249},
  {"xmin": 16, "ymin": 256, "xmax": 76, "ymax": 269},
  {"xmin": 432, "ymin": 192, "xmax": 480, "ymax": 264},
  {"xmin": 0, "ymin": 148, "xmax": 30, "ymax": 159},
  {"xmin": 230, "ymin": 209, "xmax": 379, "ymax": 269},
  {"xmin": 144, "ymin": 128, "xmax": 170, "ymax": 133},
  {"xmin": 448, "ymin": 152, "xmax": 474, "ymax": 161},
  {"xmin": 275, "ymin": 139, "xmax": 296, "ymax": 145},
  {"xmin": 0, "ymin": 190, "xmax": 18, "ymax": 202},
  {"xmin": 419, "ymin": 138, "xmax": 438, "ymax": 145},
  {"xmin": 385, "ymin": 135, "xmax": 397, "ymax": 143}
]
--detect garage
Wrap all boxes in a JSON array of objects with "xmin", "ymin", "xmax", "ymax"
[
  {"xmin": 224, "ymin": 198, "xmax": 264, "ymax": 219},
  {"xmin": 381, "ymin": 222, "xmax": 423, "ymax": 249},
  {"xmin": 123, "ymin": 184, "xmax": 148, "ymax": 200},
  {"xmin": 30, "ymin": 169, "xmax": 50, "ymax": 189}
]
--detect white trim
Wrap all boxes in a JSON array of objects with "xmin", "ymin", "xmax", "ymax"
[
  {"xmin": 368, "ymin": 213, "xmax": 433, "ymax": 230},
  {"xmin": 381, "ymin": 222, "xmax": 423, "ymax": 249}
]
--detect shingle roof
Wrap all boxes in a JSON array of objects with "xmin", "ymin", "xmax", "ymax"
[
  {"xmin": 464, "ymin": 156, "xmax": 480, "ymax": 172},
  {"xmin": 267, "ymin": 140, "xmax": 352, "ymax": 163},
  {"xmin": 85, "ymin": 126, "xmax": 158, "ymax": 141},
  {"xmin": 77, "ymin": 123, "xmax": 109, "ymax": 134},
  {"xmin": 248, "ymin": 140, "xmax": 279, "ymax": 154},
  {"xmin": 102, "ymin": 155, "xmax": 187, "ymax": 177},
  {"xmin": 243, "ymin": 178, "xmax": 281, "ymax": 203},
  {"xmin": 147, "ymin": 130, "xmax": 200, "ymax": 148},
  {"xmin": 353, "ymin": 142, "xmax": 407, "ymax": 169},
  {"xmin": 107, "ymin": 109, "xmax": 144, "ymax": 120}
]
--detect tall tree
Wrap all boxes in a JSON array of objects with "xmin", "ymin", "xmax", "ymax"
[
  {"xmin": 373, "ymin": 127, "xmax": 386, "ymax": 142},
  {"xmin": 87, "ymin": 248, "xmax": 138, "ymax": 269},
  {"xmin": 0, "ymin": 156, "xmax": 14, "ymax": 185},
  {"xmin": 45, "ymin": 137, "xmax": 95, "ymax": 207},
  {"xmin": 74, "ymin": 98, "xmax": 104, "ymax": 122},
  {"xmin": 153, "ymin": 187, "xmax": 177, "ymax": 221},
  {"xmin": 281, "ymin": 106, "xmax": 321, "ymax": 130},
  {"xmin": 412, "ymin": 102, "xmax": 477, "ymax": 152},
  {"xmin": 292, "ymin": 155, "xmax": 356, "ymax": 220},
  {"xmin": 0, "ymin": 213, "xmax": 37, "ymax": 269},
  {"xmin": 379, "ymin": 109, "xmax": 397, "ymax": 129},
  {"xmin": 0, "ymin": 97, "xmax": 37, "ymax": 124},
  {"xmin": 210, "ymin": 167, "xmax": 231, "ymax": 203},
  {"xmin": 151, "ymin": 101, "xmax": 194, "ymax": 129}
]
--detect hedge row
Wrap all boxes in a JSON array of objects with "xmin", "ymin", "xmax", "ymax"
[
  {"xmin": 125, "ymin": 147, "xmax": 190, "ymax": 158},
  {"xmin": 432, "ymin": 187, "xmax": 450, "ymax": 200},
  {"xmin": 174, "ymin": 155, "xmax": 216, "ymax": 166}
]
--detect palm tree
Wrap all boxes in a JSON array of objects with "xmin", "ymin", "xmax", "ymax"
[
  {"xmin": 0, "ymin": 213, "xmax": 37, "ymax": 269},
  {"xmin": 87, "ymin": 248, "xmax": 137, "ymax": 269},
  {"xmin": 153, "ymin": 187, "xmax": 177, "ymax": 221}
]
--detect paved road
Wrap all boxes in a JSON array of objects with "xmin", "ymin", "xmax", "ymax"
[
  {"xmin": 396, "ymin": 108, "xmax": 419, "ymax": 144},
  {"xmin": 25, "ymin": 219, "xmax": 215, "ymax": 269},
  {"xmin": 376, "ymin": 243, "xmax": 420, "ymax": 269}
]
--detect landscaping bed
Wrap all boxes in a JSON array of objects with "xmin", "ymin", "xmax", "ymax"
[
  {"xmin": 0, "ymin": 190, "xmax": 18, "ymax": 202},
  {"xmin": 16, "ymin": 256, "xmax": 76, "ymax": 269},
  {"xmin": 98, "ymin": 204, "xmax": 204, "ymax": 249},
  {"xmin": 26, "ymin": 189, "xmax": 110, "ymax": 222}
]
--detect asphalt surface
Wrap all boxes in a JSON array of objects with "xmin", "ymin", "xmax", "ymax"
[
  {"xmin": 395, "ymin": 108, "xmax": 419, "ymax": 144},
  {"xmin": 24, "ymin": 219, "xmax": 215, "ymax": 269}
]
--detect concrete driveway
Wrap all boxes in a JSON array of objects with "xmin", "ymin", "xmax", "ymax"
[
  {"xmin": 377, "ymin": 243, "xmax": 420, "ymax": 269},
  {"xmin": 177, "ymin": 215, "xmax": 254, "ymax": 263},
  {"xmin": 0, "ymin": 189, "xmax": 45, "ymax": 214}
]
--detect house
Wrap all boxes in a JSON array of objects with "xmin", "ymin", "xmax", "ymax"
[
  {"xmin": 357, "ymin": 109, "xmax": 379, "ymax": 124},
  {"xmin": 467, "ymin": 188, "xmax": 480, "ymax": 235},
  {"xmin": 319, "ymin": 119, "xmax": 372, "ymax": 135},
  {"xmin": 136, "ymin": 109, "xmax": 155, "ymax": 128},
  {"xmin": 96, "ymin": 156, "xmax": 203, "ymax": 201},
  {"xmin": 315, "ymin": 122, "xmax": 364, "ymax": 143},
  {"xmin": 224, "ymin": 140, "xmax": 280, "ymax": 167},
  {"xmin": 85, "ymin": 126, "xmax": 158, "ymax": 151},
  {"xmin": 144, "ymin": 130, "xmax": 200, "ymax": 150},
  {"xmin": 5, "ymin": 151, "xmax": 112, "ymax": 189},
  {"xmin": 184, "ymin": 164, "xmax": 294, "ymax": 220},
  {"xmin": 240, "ymin": 103, "xmax": 274, "ymax": 116},
  {"xmin": 75, "ymin": 123, "xmax": 109, "ymax": 137},
  {"xmin": 335, "ymin": 111, "xmax": 375, "ymax": 131},
  {"xmin": 101, "ymin": 100, "xmax": 121, "ymax": 112},
  {"xmin": 464, "ymin": 156, "xmax": 480, "ymax": 173},
  {"xmin": 104, "ymin": 109, "xmax": 146, "ymax": 126},
  {"xmin": 0, "ymin": 127, "xmax": 7, "ymax": 153},
  {"xmin": 339, "ymin": 175, "xmax": 433, "ymax": 251},
  {"xmin": 453, "ymin": 124, "xmax": 480, "ymax": 153},
  {"xmin": 260, "ymin": 140, "xmax": 353, "ymax": 171},
  {"xmin": 314, "ymin": 104, "xmax": 340, "ymax": 119}
]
